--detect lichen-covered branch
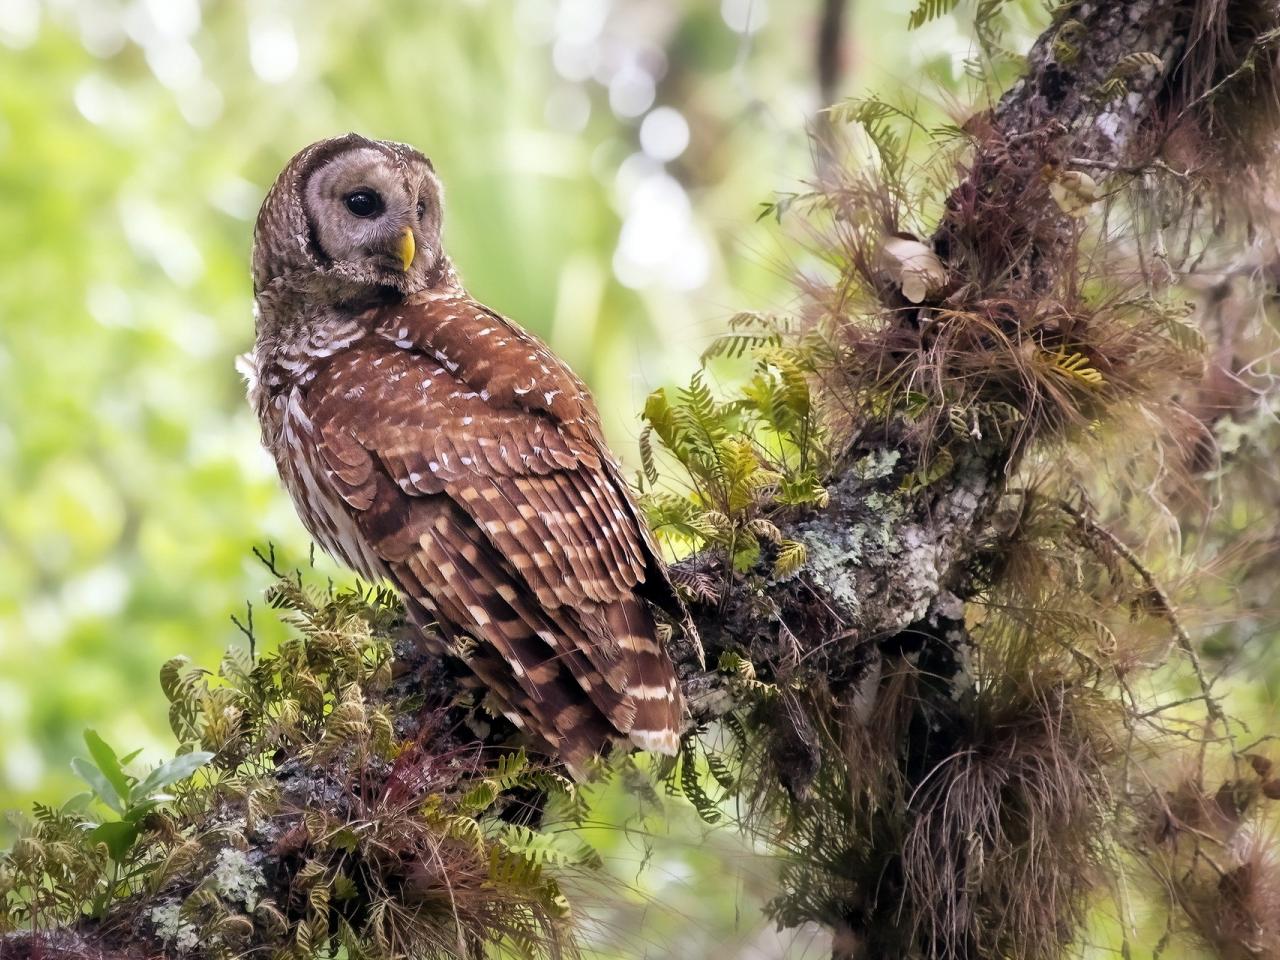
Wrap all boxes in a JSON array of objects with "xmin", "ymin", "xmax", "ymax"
[{"xmin": 682, "ymin": 0, "xmax": 1210, "ymax": 707}]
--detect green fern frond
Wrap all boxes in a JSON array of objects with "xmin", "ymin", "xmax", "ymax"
[
  {"xmin": 824, "ymin": 96, "xmax": 919, "ymax": 176},
  {"xmin": 702, "ymin": 312, "xmax": 787, "ymax": 360},
  {"xmin": 717, "ymin": 651, "xmax": 779, "ymax": 698},
  {"xmin": 638, "ymin": 426, "xmax": 659, "ymax": 486},
  {"xmin": 499, "ymin": 824, "xmax": 602, "ymax": 871},
  {"xmin": 777, "ymin": 474, "xmax": 830, "ymax": 508},
  {"xmin": 491, "ymin": 749, "xmax": 530, "ymax": 791},
  {"xmin": 773, "ymin": 540, "xmax": 808, "ymax": 579},
  {"xmin": 745, "ymin": 517, "xmax": 783, "ymax": 544},
  {"xmin": 1108, "ymin": 51, "xmax": 1163, "ymax": 81},
  {"xmin": 907, "ymin": 0, "xmax": 961, "ymax": 30},
  {"xmin": 669, "ymin": 738, "xmax": 723, "ymax": 824},
  {"xmin": 901, "ymin": 448, "xmax": 956, "ymax": 492}
]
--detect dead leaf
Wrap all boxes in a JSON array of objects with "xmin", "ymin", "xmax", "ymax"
[
  {"xmin": 881, "ymin": 235, "xmax": 946, "ymax": 303},
  {"xmin": 1049, "ymin": 169, "xmax": 1102, "ymax": 217}
]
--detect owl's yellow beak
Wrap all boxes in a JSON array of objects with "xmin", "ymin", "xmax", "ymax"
[{"xmin": 397, "ymin": 227, "xmax": 416, "ymax": 271}]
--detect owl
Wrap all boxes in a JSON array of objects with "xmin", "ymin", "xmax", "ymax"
[{"xmin": 241, "ymin": 133, "xmax": 691, "ymax": 772}]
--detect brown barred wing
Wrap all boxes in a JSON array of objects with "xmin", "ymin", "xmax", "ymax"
[{"xmin": 302, "ymin": 335, "xmax": 683, "ymax": 767}]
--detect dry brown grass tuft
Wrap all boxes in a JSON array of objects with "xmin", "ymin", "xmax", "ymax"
[
  {"xmin": 899, "ymin": 666, "xmax": 1117, "ymax": 959},
  {"xmin": 1135, "ymin": 769, "xmax": 1280, "ymax": 959},
  {"xmin": 1172, "ymin": 0, "xmax": 1280, "ymax": 173},
  {"xmin": 782, "ymin": 124, "xmax": 1206, "ymax": 478}
]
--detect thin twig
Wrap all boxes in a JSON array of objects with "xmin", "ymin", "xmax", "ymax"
[
  {"xmin": 1057, "ymin": 500, "xmax": 1225, "ymax": 732},
  {"xmin": 230, "ymin": 600, "xmax": 257, "ymax": 660},
  {"xmin": 252, "ymin": 542, "xmax": 284, "ymax": 579},
  {"xmin": 1065, "ymin": 156, "xmax": 1193, "ymax": 181}
]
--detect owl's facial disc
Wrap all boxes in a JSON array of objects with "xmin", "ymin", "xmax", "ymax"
[{"xmin": 302, "ymin": 144, "xmax": 442, "ymax": 295}]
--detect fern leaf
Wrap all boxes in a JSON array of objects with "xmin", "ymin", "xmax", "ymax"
[
  {"xmin": 731, "ymin": 531, "xmax": 762, "ymax": 573},
  {"xmin": 1108, "ymin": 51, "xmax": 1163, "ymax": 80},
  {"xmin": 491, "ymin": 749, "xmax": 529, "ymax": 791},
  {"xmin": 908, "ymin": 0, "xmax": 962, "ymax": 30},
  {"xmin": 824, "ymin": 96, "xmax": 915, "ymax": 176},
  {"xmin": 777, "ymin": 474, "xmax": 830, "ymax": 508},
  {"xmin": 500, "ymin": 824, "xmax": 602, "ymax": 870},
  {"xmin": 773, "ymin": 540, "xmax": 808, "ymax": 579},
  {"xmin": 638, "ymin": 427, "xmax": 659, "ymax": 485},
  {"xmin": 901, "ymin": 448, "xmax": 955, "ymax": 492},
  {"xmin": 1161, "ymin": 312, "xmax": 1206, "ymax": 352},
  {"xmin": 1042, "ymin": 348, "xmax": 1105, "ymax": 386},
  {"xmin": 745, "ymin": 517, "xmax": 782, "ymax": 544},
  {"xmin": 218, "ymin": 644, "xmax": 254, "ymax": 688},
  {"xmin": 704, "ymin": 750, "xmax": 737, "ymax": 792},
  {"xmin": 677, "ymin": 740, "xmax": 721, "ymax": 824},
  {"xmin": 458, "ymin": 779, "xmax": 497, "ymax": 815}
]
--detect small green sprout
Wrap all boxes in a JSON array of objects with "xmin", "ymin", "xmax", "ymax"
[{"xmin": 71, "ymin": 729, "xmax": 213, "ymax": 917}]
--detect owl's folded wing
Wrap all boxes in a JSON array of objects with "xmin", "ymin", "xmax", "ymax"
[
  {"xmin": 300, "ymin": 335, "xmax": 681, "ymax": 763},
  {"xmin": 313, "ymin": 338, "xmax": 650, "ymax": 607},
  {"xmin": 377, "ymin": 293, "xmax": 699, "ymax": 644}
]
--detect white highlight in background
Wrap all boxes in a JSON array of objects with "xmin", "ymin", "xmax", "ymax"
[
  {"xmin": 249, "ymin": 13, "xmax": 299, "ymax": 84},
  {"xmin": 721, "ymin": 0, "xmax": 768, "ymax": 34},
  {"xmin": 639, "ymin": 106, "xmax": 689, "ymax": 162},
  {"xmin": 613, "ymin": 163, "xmax": 710, "ymax": 291}
]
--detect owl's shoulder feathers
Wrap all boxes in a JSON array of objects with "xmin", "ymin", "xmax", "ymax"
[{"xmin": 372, "ymin": 292, "xmax": 593, "ymax": 427}]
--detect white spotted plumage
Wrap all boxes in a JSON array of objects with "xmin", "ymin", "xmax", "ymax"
[{"xmin": 247, "ymin": 134, "xmax": 696, "ymax": 774}]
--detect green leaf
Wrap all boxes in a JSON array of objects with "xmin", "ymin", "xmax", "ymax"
[
  {"xmin": 332, "ymin": 871, "xmax": 359, "ymax": 901},
  {"xmin": 122, "ymin": 797, "xmax": 163, "ymax": 823},
  {"xmin": 459, "ymin": 780, "xmax": 498, "ymax": 815},
  {"xmin": 902, "ymin": 448, "xmax": 956, "ymax": 492},
  {"xmin": 89, "ymin": 819, "xmax": 140, "ymax": 861},
  {"xmin": 159, "ymin": 655, "xmax": 191, "ymax": 702},
  {"xmin": 731, "ymin": 533, "xmax": 761, "ymax": 573},
  {"xmin": 83, "ymin": 730, "xmax": 133, "ymax": 807},
  {"xmin": 331, "ymin": 827, "xmax": 360, "ymax": 854},
  {"xmin": 60, "ymin": 792, "xmax": 95, "ymax": 814},
  {"xmin": 134, "ymin": 751, "xmax": 214, "ymax": 800},
  {"xmin": 1161, "ymin": 313, "xmax": 1206, "ymax": 353},
  {"xmin": 1106, "ymin": 51, "xmax": 1163, "ymax": 81},
  {"xmin": 638, "ymin": 427, "xmax": 659, "ymax": 486},
  {"xmin": 71, "ymin": 757, "xmax": 125, "ymax": 815}
]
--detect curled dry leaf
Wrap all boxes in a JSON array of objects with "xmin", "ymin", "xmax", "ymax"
[
  {"xmin": 1107, "ymin": 51, "xmax": 1163, "ymax": 81},
  {"xmin": 1049, "ymin": 169, "xmax": 1102, "ymax": 218},
  {"xmin": 881, "ymin": 235, "xmax": 947, "ymax": 304}
]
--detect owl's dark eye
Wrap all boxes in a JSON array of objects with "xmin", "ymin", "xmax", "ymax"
[
  {"xmin": 416, "ymin": 199, "xmax": 427, "ymax": 219},
  {"xmin": 343, "ymin": 189, "xmax": 383, "ymax": 218}
]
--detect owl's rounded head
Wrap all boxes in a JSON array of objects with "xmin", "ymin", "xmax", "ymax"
[{"xmin": 252, "ymin": 133, "xmax": 447, "ymax": 301}]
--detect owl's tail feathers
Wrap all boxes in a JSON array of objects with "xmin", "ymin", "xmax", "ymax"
[{"xmin": 604, "ymin": 596, "xmax": 685, "ymax": 757}]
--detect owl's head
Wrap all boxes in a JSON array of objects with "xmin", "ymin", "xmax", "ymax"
[{"xmin": 252, "ymin": 134, "xmax": 447, "ymax": 302}]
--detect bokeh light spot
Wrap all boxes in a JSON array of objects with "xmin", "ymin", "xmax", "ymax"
[{"xmin": 639, "ymin": 106, "xmax": 689, "ymax": 162}]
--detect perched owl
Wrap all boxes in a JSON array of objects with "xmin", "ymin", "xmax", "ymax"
[{"xmin": 242, "ymin": 133, "xmax": 691, "ymax": 772}]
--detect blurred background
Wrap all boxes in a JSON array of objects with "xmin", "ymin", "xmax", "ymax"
[{"xmin": 4, "ymin": 1, "xmax": 1235, "ymax": 957}]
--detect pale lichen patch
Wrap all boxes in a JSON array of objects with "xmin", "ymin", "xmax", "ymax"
[
  {"xmin": 211, "ymin": 847, "xmax": 266, "ymax": 912},
  {"xmin": 149, "ymin": 900, "xmax": 200, "ymax": 953}
]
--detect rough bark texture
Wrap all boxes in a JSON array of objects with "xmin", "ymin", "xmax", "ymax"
[
  {"xmin": 5, "ymin": 2, "xmax": 1264, "ymax": 958},
  {"xmin": 684, "ymin": 0, "xmax": 1194, "ymax": 725}
]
